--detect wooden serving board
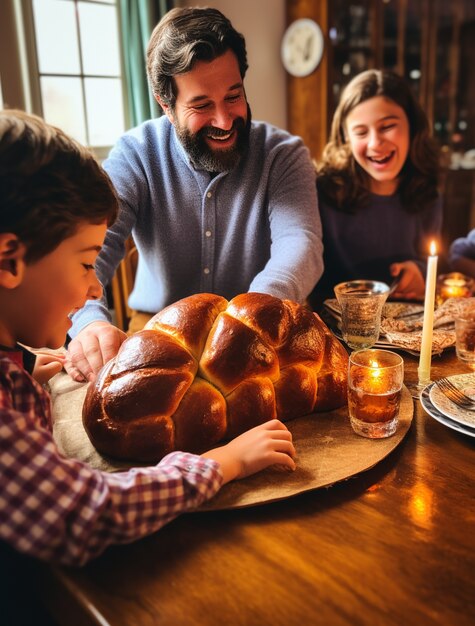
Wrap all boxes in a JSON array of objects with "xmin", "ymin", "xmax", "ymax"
[{"xmin": 48, "ymin": 373, "xmax": 413, "ymax": 510}]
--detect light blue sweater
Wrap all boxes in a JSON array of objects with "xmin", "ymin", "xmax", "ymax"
[
  {"xmin": 450, "ymin": 228, "xmax": 475, "ymax": 263},
  {"xmin": 70, "ymin": 116, "xmax": 323, "ymax": 336}
]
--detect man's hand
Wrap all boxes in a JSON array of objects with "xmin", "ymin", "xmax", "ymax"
[
  {"xmin": 389, "ymin": 261, "xmax": 425, "ymax": 301},
  {"xmin": 65, "ymin": 321, "xmax": 127, "ymax": 382}
]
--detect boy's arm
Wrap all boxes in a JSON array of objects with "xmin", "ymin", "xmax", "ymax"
[
  {"xmin": 202, "ymin": 419, "xmax": 295, "ymax": 483},
  {"xmin": 1, "ymin": 362, "xmax": 295, "ymax": 566},
  {"xmin": 0, "ymin": 403, "xmax": 222, "ymax": 566},
  {"xmin": 1, "ymin": 415, "xmax": 294, "ymax": 565}
]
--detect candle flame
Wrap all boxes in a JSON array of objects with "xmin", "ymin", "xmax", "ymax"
[
  {"xmin": 370, "ymin": 360, "xmax": 381, "ymax": 380},
  {"xmin": 429, "ymin": 241, "xmax": 437, "ymax": 256}
]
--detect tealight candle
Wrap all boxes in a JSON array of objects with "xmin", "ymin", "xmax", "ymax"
[
  {"xmin": 418, "ymin": 241, "xmax": 437, "ymax": 386},
  {"xmin": 437, "ymin": 272, "xmax": 474, "ymax": 305},
  {"xmin": 348, "ymin": 349, "xmax": 404, "ymax": 439}
]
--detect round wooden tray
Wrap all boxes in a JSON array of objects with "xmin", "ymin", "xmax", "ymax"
[
  {"xmin": 199, "ymin": 385, "xmax": 413, "ymax": 511},
  {"xmin": 49, "ymin": 374, "xmax": 413, "ymax": 511}
]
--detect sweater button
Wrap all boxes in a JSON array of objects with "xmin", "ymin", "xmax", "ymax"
[
  {"xmin": 207, "ymin": 191, "xmax": 212, "ymax": 198},
  {"xmin": 203, "ymin": 267, "xmax": 210, "ymax": 275}
]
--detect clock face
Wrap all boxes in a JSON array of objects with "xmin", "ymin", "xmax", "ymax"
[{"xmin": 281, "ymin": 18, "xmax": 324, "ymax": 78}]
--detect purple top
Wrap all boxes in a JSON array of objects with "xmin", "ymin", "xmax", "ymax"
[{"xmin": 310, "ymin": 191, "xmax": 442, "ymax": 307}]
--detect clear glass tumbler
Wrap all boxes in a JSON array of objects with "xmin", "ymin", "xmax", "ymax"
[
  {"xmin": 334, "ymin": 280, "xmax": 390, "ymax": 351},
  {"xmin": 455, "ymin": 315, "xmax": 475, "ymax": 371},
  {"xmin": 348, "ymin": 349, "xmax": 404, "ymax": 438}
]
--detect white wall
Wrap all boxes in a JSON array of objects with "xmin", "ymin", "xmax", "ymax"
[{"xmin": 178, "ymin": 0, "xmax": 287, "ymax": 129}]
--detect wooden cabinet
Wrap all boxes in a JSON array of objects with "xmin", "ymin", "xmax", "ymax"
[{"xmin": 285, "ymin": 0, "xmax": 475, "ymax": 255}]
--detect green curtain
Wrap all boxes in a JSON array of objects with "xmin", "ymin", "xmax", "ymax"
[{"xmin": 119, "ymin": 0, "xmax": 173, "ymax": 127}]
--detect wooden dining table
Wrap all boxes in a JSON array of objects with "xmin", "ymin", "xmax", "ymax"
[{"xmin": 38, "ymin": 349, "xmax": 475, "ymax": 626}]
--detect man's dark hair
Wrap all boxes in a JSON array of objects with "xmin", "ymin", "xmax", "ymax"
[{"xmin": 147, "ymin": 7, "xmax": 248, "ymax": 109}]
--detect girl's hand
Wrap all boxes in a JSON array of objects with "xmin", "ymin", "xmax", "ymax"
[
  {"xmin": 32, "ymin": 351, "xmax": 66, "ymax": 385},
  {"xmin": 389, "ymin": 261, "xmax": 425, "ymax": 301},
  {"xmin": 202, "ymin": 419, "xmax": 296, "ymax": 484}
]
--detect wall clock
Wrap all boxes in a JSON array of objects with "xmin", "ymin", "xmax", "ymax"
[{"xmin": 281, "ymin": 18, "xmax": 324, "ymax": 78}]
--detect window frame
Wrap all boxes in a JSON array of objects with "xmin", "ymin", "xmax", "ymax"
[{"xmin": 0, "ymin": 0, "xmax": 129, "ymax": 160}]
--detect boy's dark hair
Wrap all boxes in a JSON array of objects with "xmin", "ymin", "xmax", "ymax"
[
  {"xmin": 316, "ymin": 69, "xmax": 440, "ymax": 214},
  {"xmin": 147, "ymin": 7, "xmax": 248, "ymax": 109},
  {"xmin": 0, "ymin": 109, "xmax": 118, "ymax": 263}
]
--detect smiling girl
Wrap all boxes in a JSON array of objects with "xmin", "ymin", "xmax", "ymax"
[{"xmin": 309, "ymin": 69, "xmax": 442, "ymax": 308}]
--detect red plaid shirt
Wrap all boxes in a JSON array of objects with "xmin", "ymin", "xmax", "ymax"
[{"xmin": 0, "ymin": 349, "xmax": 222, "ymax": 565}]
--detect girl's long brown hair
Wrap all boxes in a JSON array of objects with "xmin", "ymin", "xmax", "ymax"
[{"xmin": 316, "ymin": 69, "xmax": 440, "ymax": 213}]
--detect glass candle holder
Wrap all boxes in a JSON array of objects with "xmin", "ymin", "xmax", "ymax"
[
  {"xmin": 348, "ymin": 349, "xmax": 404, "ymax": 439},
  {"xmin": 436, "ymin": 272, "xmax": 474, "ymax": 306},
  {"xmin": 334, "ymin": 280, "xmax": 390, "ymax": 351}
]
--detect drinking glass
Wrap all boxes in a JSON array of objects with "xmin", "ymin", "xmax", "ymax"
[
  {"xmin": 334, "ymin": 280, "xmax": 390, "ymax": 351},
  {"xmin": 348, "ymin": 349, "xmax": 404, "ymax": 438},
  {"xmin": 455, "ymin": 315, "xmax": 475, "ymax": 371}
]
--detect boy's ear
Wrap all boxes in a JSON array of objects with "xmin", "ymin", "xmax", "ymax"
[
  {"xmin": 155, "ymin": 95, "xmax": 175, "ymax": 124},
  {"xmin": 0, "ymin": 233, "xmax": 26, "ymax": 288}
]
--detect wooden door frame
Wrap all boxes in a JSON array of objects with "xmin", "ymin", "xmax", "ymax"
[{"xmin": 285, "ymin": 0, "xmax": 329, "ymax": 161}]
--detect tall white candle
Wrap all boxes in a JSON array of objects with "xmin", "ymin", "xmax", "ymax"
[{"xmin": 418, "ymin": 241, "xmax": 438, "ymax": 385}]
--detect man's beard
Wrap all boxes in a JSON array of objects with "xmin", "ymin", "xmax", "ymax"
[{"xmin": 175, "ymin": 105, "xmax": 252, "ymax": 173}]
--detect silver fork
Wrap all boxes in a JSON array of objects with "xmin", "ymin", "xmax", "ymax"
[{"xmin": 436, "ymin": 377, "xmax": 475, "ymax": 410}]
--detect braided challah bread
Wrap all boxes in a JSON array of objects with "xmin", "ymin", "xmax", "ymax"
[{"xmin": 83, "ymin": 292, "xmax": 348, "ymax": 462}]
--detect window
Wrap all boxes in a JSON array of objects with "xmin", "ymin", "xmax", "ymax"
[{"xmin": 0, "ymin": 0, "xmax": 126, "ymax": 158}]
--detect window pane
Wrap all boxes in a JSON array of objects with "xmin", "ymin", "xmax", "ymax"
[
  {"xmin": 41, "ymin": 76, "xmax": 87, "ymax": 144},
  {"xmin": 85, "ymin": 77, "xmax": 125, "ymax": 146},
  {"xmin": 33, "ymin": 0, "xmax": 80, "ymax": 74},
  {"xmin": 78, "ymin": 2, "xmax": 121, "ymax": 76}
]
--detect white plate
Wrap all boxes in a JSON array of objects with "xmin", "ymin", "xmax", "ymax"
[
  {"xmin": 420, "ymin": 383, "xmax": 475, "ymax": 438},
  {"xmin": 429, "ymin": 373, "xmax": 475, "ymax": 429}
]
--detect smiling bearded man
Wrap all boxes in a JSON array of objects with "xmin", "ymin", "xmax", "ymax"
[
  {"xmin": 65, "ymin": 6, "xmax": 324, "ymax": 384},
  {"xmin": 175, "ymin": 107, "xmax": 251, "ymax": 173}
]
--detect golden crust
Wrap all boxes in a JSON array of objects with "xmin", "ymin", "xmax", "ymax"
[{"xmin": 83, "ymin": 293, "xmax": 348, "ymax": 462}]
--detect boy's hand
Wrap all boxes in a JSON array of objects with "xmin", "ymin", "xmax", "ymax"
[
  {"xmin": 32, "ymin": 352, "xmax": 66, "ymax": 385},
  {"xmin": 65, "ymin": 321, "xmax": 127, "ymax": 382},
  {"xmin": 202, "ymin": 419, "xmax": 296, "ymax": 485},
  {"xmin": 389, "ymin": 261, "xmax": 425, "ymax": 301}
]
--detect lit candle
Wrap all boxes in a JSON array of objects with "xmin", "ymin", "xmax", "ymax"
[
  {"xmin": 348, "ymin": 349, "xmax": 404, "ymax": 438},
  {"xmin": 369, "ymin": 359, "xmax": 384, "ymax": 392},
  {"xmin": 418, "ymin": 241, "xmax": 438, "ymax": 385},
  {"xmin": 439, "ymin": 273, "xmax": 472, "ymax": 302}
]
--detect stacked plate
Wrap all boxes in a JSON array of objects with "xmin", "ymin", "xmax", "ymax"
[{"xmin": 420, "ymin": 373, "xmax": 475, "ymax": 438}]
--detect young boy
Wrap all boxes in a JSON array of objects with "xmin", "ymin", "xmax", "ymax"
[{"xmin": 0, "ymin": 109, "xmax": 296, "ymax": 567}]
